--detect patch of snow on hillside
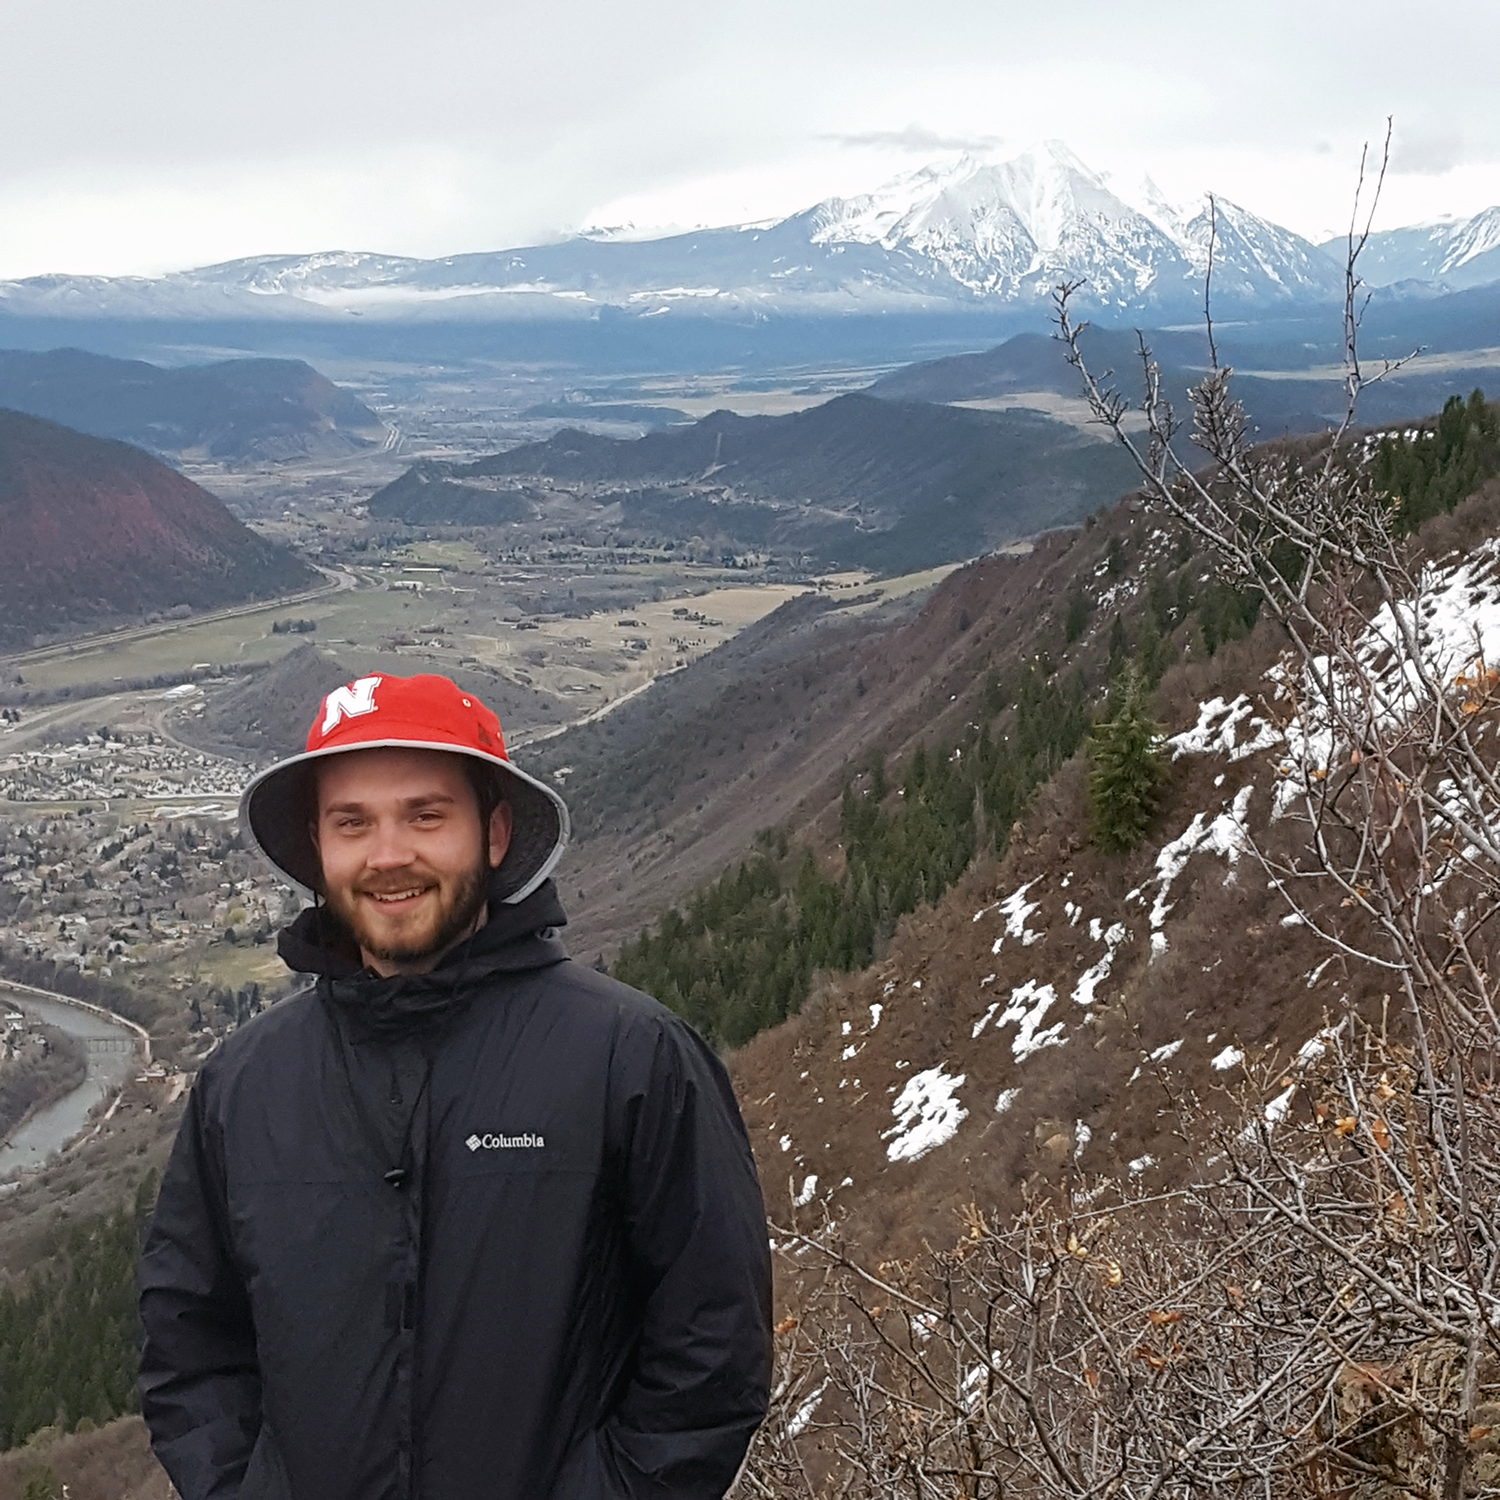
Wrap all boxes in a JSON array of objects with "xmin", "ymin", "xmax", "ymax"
[
  {"xmin": 1129, "ymin": 1153, "xmax": 1157, "ymax": 1176},
  {"xmin": 1263, "ymin": 1087, "xmax": 1296, "ymax": 1127},
  {"xmin": 998, "ymin": 980, "xmax": 1064, "ymax": 1060},
  {"xmin": 779, "ymin": 1134, "xmax": 793, "ymax": 1153},
  {"xmin": 972, "ymin": 1001, "xmax": 1001, "ymax": 1038},
  {"xmin": 841, "ymin": 1044, "xmax": 859, "ymax": 1060},
  {"xmin": 1167, "ymin": 695, "xmax": 1281, "ymax": 762},
  {"xmin": 787, "ymin": 1381, "xmax": 828, "ymax": 1438},
  {"xmin": 1149, "ymin": 1039, "xmax": 1184, "ymax": 1063},
  {"xmin": 995, "ymin": 1087, "xmax": 1021, "ymax": 1114},
  {"xmin": 884, "ymin": 1066, "xmax": 968, "ymax": 1162},
  {"xmin": 869, "ymin": 1003, "xmax": 883, "ymax": 1029},
  {"xmin": 1146, "ymin": 786, "xmax": 1254, "ymax": 956},
  {"xmin": 793, "ymin": 1174, "xmax": 819, "ymax": 1207},
  {"xmin": 1212, "ymin": 1045, "xmax": 1245, "ymax": 1070},
  {"xmin": 992, "ymin": 879, "xmax": 1043, "ymax": 953},
  {"xmin": 1072, "ymin": 921, "xmax": 1128, "ymax": 1007},
  {"xmin": 1270, "ymin": 538, "xmax": 1500, "ymax": 817}
]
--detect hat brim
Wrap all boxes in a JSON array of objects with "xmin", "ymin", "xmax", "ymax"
[{"xmin": 240, "ymin": 740, "xmax": 571, "ymax": 905}]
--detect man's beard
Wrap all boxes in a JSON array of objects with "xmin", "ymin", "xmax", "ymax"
[{"xmin": 326, "ymin": 855, "xmax": 491, "ymax": 969}]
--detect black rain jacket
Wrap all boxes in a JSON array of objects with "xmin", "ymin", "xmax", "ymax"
[{"xmin": 138, "ymin": 881, "xmax": 772, "ymax": 1500}]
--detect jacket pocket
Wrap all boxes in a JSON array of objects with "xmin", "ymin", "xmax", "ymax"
[
  {"xmin": 551, "ymin": 1429, "xmax": 629, "ymax": 1500},
  {"xmin": 238, "ymin": 1423, "xmax": 293, "ymax": 1500}
]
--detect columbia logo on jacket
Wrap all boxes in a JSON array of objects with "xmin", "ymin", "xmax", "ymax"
[{"xmin": 465, "ymin": 1131, "xmax": 545, "ymax": 1151}]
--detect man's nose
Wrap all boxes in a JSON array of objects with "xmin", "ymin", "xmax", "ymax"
[{"xmin": 364, "ymin": 820, "xmax": 417, "ymax": 869}]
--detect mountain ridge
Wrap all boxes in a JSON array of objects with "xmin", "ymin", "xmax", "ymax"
[
  {"xmin": 0, "ymin": 348, "xmax": 387, "ymax": 461},
  {"xmin": 0, "ymin": 408, "xmax": 318, "ymax": 648},
  {"xmin": 5, "ymin": 143, "xmax": 1476, "ymax": 333}
]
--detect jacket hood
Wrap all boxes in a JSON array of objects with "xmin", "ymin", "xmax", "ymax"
[{"xmin": 277, "ymin": 875, "xmax": 570, "ymax": 1039}]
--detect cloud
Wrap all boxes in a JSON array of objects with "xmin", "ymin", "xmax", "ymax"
[
  {"xmin": 823, "ymin": 125, "xmax": 1006, "ymax": 154},
  {"xmin": 1392, "ymin": 131, "xmax": 1470, "ymax": 177}
]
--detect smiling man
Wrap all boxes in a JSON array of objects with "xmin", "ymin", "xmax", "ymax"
[{"xmin": 137, "ymin": 673, "xmax": 772, "ymax": 1500}]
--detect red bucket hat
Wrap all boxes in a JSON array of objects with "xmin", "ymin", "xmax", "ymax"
[{"xmin": 239, "ymin": 673, "xmax": 570, "ymax": 904}]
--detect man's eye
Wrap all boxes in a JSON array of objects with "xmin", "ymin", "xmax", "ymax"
[
  {"xmin": 413, "ymin": 811, "xmax": 442, "ymax": 825},
  {"xmin": 334, "ymin": 817, "xmax": 366, "ymax": 831}
]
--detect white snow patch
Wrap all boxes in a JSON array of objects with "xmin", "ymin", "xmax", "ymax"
[
  {"xmin": 841, "ymin": 1044, "xmax": 859, "ymax": 1061},
  {"xmin": 995, "ymin": 1087, "xmax": 1021, "ymax": 1115},
  {"xmin": 868, "ymin": 1003, "xmax": 883, "ymax": 1030},
  {"xmin": 1088, "ymin": 917, "xmax": 1104, "ymax": 942},
  {"xmin": 991, "ymin": 879, "xmax": 1044, "ymax": 952},
  {"xmin": 787, "ymin": 1380, "xmax": 828, "ymax": 1438},
  {"xmin": 1263, "ymin": 1086, "xmax": 1296, "ymax": 1128},
  {"xmin": 997, "ymin": 980, "xmax": 1065, "ymax": 1060},
  {"xmin": 1211, "ymin": 1045, "xmax": 1245, "ymax": 1071},
  {"xmin": 1167, "ymin": 694, "xmax": 1281, "ymax": 762},
  {"xmin": 1128, "ymin": 1153, "xmax": 1157, "ymax": 1176},
  {"xmin": 979, "ymin": 973, "xmax": 996, "ymax": 987},
  {"xmin": 793, "ymin": 1174, "xmax": 819, "ymax": 1207},
  {"xmin": 1148, "ymin": 1038, "xmax": 1184, "ymax": 1063},
  {"xmin": 841, "ymin": 1021, "xmax": 851, "ymax": 1036},
  {"xmin": 1071, "ymin": 921, "xmax": 1128, "ymax": 1007},
  {"xmin": 1270, "ymin": 538, "xmax": 1500, "ymax": 822},
  {"xmin": 884, "ymin": 1066, "xmax": 968, "ymax": 1163},
  {"xmin": 972, "ymin": 1001, "xmax": 1001, "ymax": 1039},
  {"xmin": 1146, "ymin": 786, "xmax": 1254, "ymax": 956},
  {"xmin": 779, "ymin": 1135, "xmax": 793, "ymax": 1153},
  {"xmin": 1074, "ymin": 1121, "xmax": 1092, "ymax": 1159}
]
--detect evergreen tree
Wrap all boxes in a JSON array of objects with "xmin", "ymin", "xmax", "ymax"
[
  {"xmin": 1089, "ymin": 670, "xmax": 1167, "ymax": 853},
  {"xmin": 1064, "ymin": 586, "xmax": 1091, "ymax": 643}
]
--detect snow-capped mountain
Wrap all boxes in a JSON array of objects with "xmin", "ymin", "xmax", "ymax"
[
  {"xmin": 1334, "ymin": 208, "xmax": 1500, "ymax": 290},
  {"xmin": 0, "ymin": 143, "xmax": 1478, "ymax": 333},
  {"xmin": 806, "ymin": 143, "xmax": 1340, "ymax": 309}
]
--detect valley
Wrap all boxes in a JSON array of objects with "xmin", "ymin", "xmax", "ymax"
[{"xmin": 1, "ymin": 262, "xmax": 1498, "ymax": 1495}]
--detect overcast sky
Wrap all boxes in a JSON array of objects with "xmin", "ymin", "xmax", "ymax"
[{"xmin": 2, "ymin": 0, "xmax": 1497, "ymax": 279}]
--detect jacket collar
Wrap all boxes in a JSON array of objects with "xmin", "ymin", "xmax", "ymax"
[{"xmin": 277, "ymin": 875, "xmax": 570, "ymax": 1040}]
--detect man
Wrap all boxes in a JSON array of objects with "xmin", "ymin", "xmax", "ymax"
[{"xmin": 138, "ymin": 673, "xmax": 772, "ymax": 1500}]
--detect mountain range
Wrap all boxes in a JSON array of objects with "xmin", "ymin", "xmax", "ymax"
[
  {"xmin": 0, "ymin": 349, "xmax": 387, "ymax": 461},
  {"xmin": 4, "ymin": 143, "xmax": 1497, "ymax": 346},
  {"xmin": 367, "ymin": 393, "xmax": 1139, "ymax": 571}
]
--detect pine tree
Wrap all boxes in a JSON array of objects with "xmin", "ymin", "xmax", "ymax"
[{"xmin": 1089, "ymin": 670, "xmax": 1167, "ymax": 853}]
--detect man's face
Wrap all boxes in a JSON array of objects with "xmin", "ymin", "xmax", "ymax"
[{"xmin": 311, "ymin": 747, "xmax": 513, "ymax": 977}]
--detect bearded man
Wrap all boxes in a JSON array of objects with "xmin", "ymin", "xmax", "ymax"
[{"xmin": 138, "ymin": 673, "xmax": 772, "ymax": 1500}]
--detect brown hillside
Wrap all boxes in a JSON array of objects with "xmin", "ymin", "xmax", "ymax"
[
  {"xmin": 550, "ymin": 526, "xmax": 1126, "ymax": 960},
  {"xmin": 0, "ymin": 407, "xmax": 317, "ymax": 649},
  {"xmin": 715, "ymin": 483, "xmax": 1500, "ymax": 1266}
]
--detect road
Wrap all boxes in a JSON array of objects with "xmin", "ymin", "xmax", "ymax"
[
  {"xmin": 0, "ymin": 563, "xmax": 358, "ymax": 673},
  {"xmin": 0, "ymin": 984, "xmax": 143, "ymax": 1181}
]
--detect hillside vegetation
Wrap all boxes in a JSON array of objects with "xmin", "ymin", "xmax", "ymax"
[{"xmin": 0, "ymin": 409, "xmax": 318, "ymax": 648}]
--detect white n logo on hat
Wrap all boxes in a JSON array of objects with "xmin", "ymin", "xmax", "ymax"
[{"xmin": 321, "ymin": 676, "xmax": 382, "ymax": 735}]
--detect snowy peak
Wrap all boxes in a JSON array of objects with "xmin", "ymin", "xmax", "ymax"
[
  {"xmin": 1326, "ymin": 205, "xmax": 1500, "ymax": 290},
  {"xmin": 805, "ymin": 144, "xmax": 1335, "ymax": 306}
]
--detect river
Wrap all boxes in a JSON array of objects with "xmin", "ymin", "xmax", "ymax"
[{"xmin": 0, "ymin": 984, "xmax": 139, "ymax": 1180}]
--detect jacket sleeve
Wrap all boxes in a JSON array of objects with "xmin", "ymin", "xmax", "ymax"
[
  {"xmin": 138, "ymin": 1071, "xmax": 262, "ymax": 1500},
  {"xmin": 599, "ymin": 1017, "xmax": 772, "ymax": 1498}
]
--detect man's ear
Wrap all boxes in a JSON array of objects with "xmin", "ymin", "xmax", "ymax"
[{"xmin": 488, "ymin": 800, "xmax": 514, "ymax": 870}]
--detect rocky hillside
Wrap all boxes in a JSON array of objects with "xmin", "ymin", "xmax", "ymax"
[
  {"xmin": 522, "ymin": 396, "xmax": 1500, "ymax": 1262},
  {"xmin": 0, "ymin": 348, "xmax": 386, "ymax": 462},
  {"xmin": 0, "ymin": 409, "xmax": 318, "ymax": 648}
]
